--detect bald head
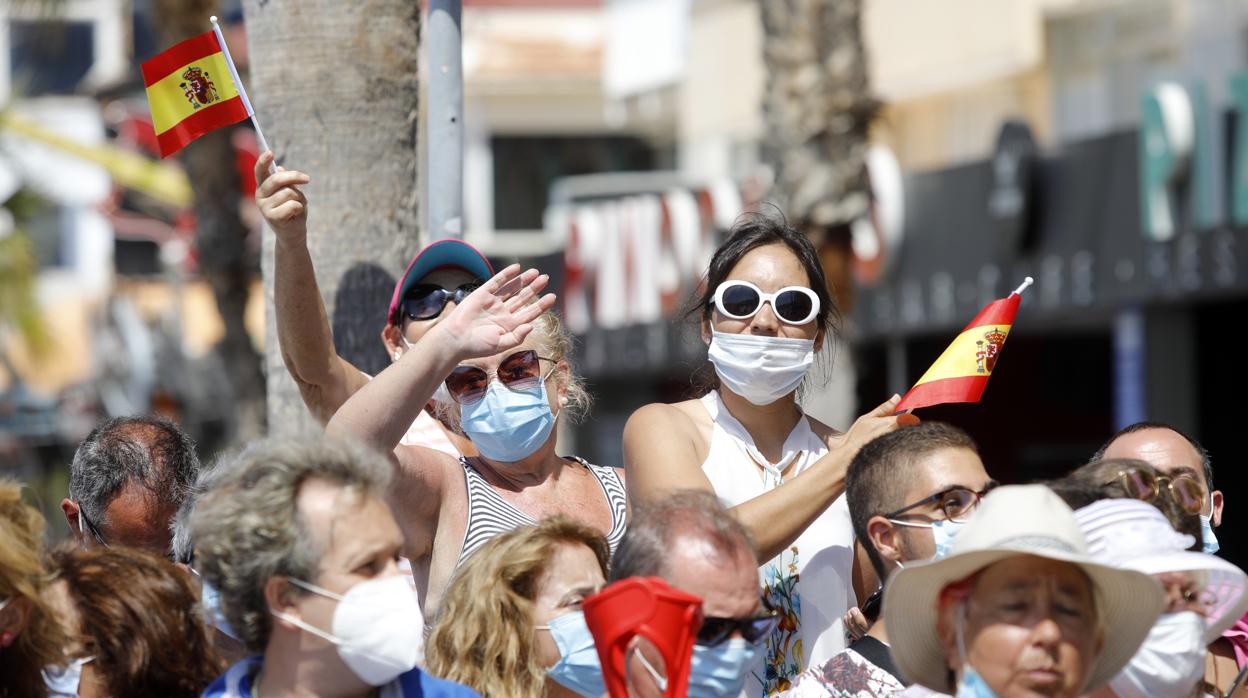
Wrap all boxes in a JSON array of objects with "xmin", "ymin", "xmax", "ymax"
[
  {"xmin": 63, "ymin": 416, "xmax": 199, "ymax": 558},
  {"xmin": 1095, "ymin": 422, "xmax": 1221, "ymax": 527}
]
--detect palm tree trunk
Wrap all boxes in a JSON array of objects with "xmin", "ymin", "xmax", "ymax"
[
  {"xmin": 760, "ymin": 0, "xmax": 878, "ymax": 228},
  {"xmin": 241, "ymin": 0, "xmax": 421, "ymax": 436}
]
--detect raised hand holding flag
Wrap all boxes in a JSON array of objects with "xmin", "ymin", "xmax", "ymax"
[{"xmin": 894, "ymin": 277, "xmax": 1033, "ymax": 413}]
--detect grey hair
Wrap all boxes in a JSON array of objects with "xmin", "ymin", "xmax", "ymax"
[
  {"xmin": 68, "ymin": 416, "xmax": 200, "ymax": 530},
  {"xmin": 189, "ymin": 436, "xmax": 393, "ymax": 652},
  {"xmin": 434, "ymin": 311, "xmax": 593, "ymax": 428},
  {"xmin": 609, "ymin": 489, "xmax": 755, "ymax": 582},
  {"xmin": 170, "ymin": 453, "xmax": 233, "ymax": 565}
]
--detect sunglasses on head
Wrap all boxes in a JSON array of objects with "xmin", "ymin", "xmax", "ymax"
[
  {"xmin": 695, "ymin": 607, "xmax": 780, "ymax": 647},
  {"xmin": 444, "ymin": 349, "xmax": 555, "ymax": 404},
  {"xmin": 1111, "ymin": 467, "xmax": 1207, "ymax": 516},
  {"xmin": 709, "ymin": 280, "xmax": 820, "ymax": 326},
  {"xmin": 396, "ymin": 282, "xmax": 481, "ymax": 323}
]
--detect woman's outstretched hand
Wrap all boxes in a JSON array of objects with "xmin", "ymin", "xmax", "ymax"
[{"xmin": 435, "ymin": 264, "xmax": 556, "ymax": 359}]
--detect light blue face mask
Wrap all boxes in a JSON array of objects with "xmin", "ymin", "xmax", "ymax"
[
  {"xmin": 43, "ymin": 656, "xmax": 94, "ymax": 698},
  {"xmin": 459, "ymin": 379, "xmax": 556, "ymax": 463},
  {"xmin": 536, "ymin": 610, "xmax": 606, "ymax": 697},
  {"xmin": 954, "ymin": 603, "xmax": 998, "ymax": 698},
  {"xmin": 888, "ymin": 517, "xmax": 967, "ymax": 560},
  {"xmin": 955, "ymin": 665, "xmax": 999, "ymax": 698},
  {"xmin": 1201, "ymin": 494, "xmax": 1220, "ymax": 554},
  {"xmin": 932, "ymin": 518, "xmax": 967, "ymax": 559},
  {"xmin": 687, "ymin": 638, "xmax": 757, "ymax": 698},
  {"xmin": 197, "ymin": 573, "xmax": 239, "ymax": 640}
]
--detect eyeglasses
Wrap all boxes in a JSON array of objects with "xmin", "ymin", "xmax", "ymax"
[
  {"xmin": 444, "ymin": 349, "xmax": 556, "ymax": 404},
  {"xmin": 77, "ymin": 508, "xmax": 110, "ymax": 547},
  {"xmin": 695, "ymin": 608, "xmax": 780, "ymax": 647},
  {"xmin": 709, "ymin": 280, "xmax": 821, "ymax": 326},
  {"xmin": 1111, "ymin": 467, "xmax": 1206, "ymax": 516},
  {"xmin": 884, "ymin": 483, "xmax": 999, "ymax": 524},
  {"xmin": 396, "ymin": 282, "xmax": 480, "ymax": 322}
]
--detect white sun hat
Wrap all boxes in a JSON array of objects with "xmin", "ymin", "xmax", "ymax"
[
  {"xmin": 883, "ymin": 485, "xmax": 1166, "ymax": 694},
  {"xmin": 1074, "ymin": 497, "xmax": 1248, "ymax": 642}
]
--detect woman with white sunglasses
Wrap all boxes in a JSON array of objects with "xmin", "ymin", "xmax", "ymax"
[
  {"xmin": 624, "ymin": 216, "xmax": 915, "ymax": 696},
  {"xmin": 328, "ymin": 266, "xmax": 628, "ymax": 685}
]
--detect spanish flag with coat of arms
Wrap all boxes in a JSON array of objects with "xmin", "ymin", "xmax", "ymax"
[
  {"xmin": 894, "ymin": 277, "xmax": 1033, "ymax": 412},
  {"xmin": 141, "ymin": 27, "xmax": 252, "ymax": 158}
]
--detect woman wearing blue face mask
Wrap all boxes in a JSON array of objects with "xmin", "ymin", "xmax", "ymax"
[
  {"xmin": 624, "ymin": 215, "xmax": 916, "ymax": 695},
  {"xmin": 329, "ymin": 265, "xmax": 627, "ymax": 631},
  {"xmin": 426, "ymin": 517, "xmax": 609, "ymax": 697}
]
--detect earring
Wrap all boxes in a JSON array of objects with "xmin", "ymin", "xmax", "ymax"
[
  {"xmin": 393, "ymin": 350, "xmax": 401, "ymax": 361},
  {"xmin": 560, "ymin": 396, "xmax": 568, "ymax": 406},
  {"xmin": 0, "ymin": 631, "xmax": 13, "ymax": 647}
]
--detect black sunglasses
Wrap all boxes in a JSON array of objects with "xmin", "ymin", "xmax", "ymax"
[
  {"xmin": 695, "ymin": 609, "xmax": 780, "ymax": 647},
  {"xmin": 395, "ymin": 282, "xmax": 480, "ymax": 322},
  {"xmin": 861, "ymin": 586, "xmax": 883, "ymax": 624}
]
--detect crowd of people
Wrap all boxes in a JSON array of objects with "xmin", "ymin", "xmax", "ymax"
[{"xmin": 1, "ymin": 151, "xmax": 1245, "ymax": 698}]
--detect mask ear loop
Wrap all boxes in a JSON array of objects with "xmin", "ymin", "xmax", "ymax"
[{"xmin": 633, "ymin": 646, "xmax": 669, "ymax": 692}]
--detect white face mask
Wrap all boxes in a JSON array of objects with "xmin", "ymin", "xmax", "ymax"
[
  {"xmin": 1108, "ymin": 611, "xmax": 1207, "ymax": 698},
  {"xmin": 43, "ymin": 656, "xmax": 94, "ymax": 697},
  {"xmin": 271, "ymin": 575, "xmax": 422, "ymax": 686},
  {"xmin": 706, "ymin": 330, "xmax": 815, "ymax": 406}
]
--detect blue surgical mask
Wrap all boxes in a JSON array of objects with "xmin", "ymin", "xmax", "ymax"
[
  {"xmin": 955, "ymin": 665, "xmax": 999, "ymax": 698},
  {"xmin": 197, "ymin": 573, "xmax": 239, "ymax": 640},
  {"xmin": 932, "ymin": 518, "xmax": 966, "ymax": 559},
  {"xmin": 953, "ymin": 604, "xmax": 998, "ymax": 697},
  {"xmin": 459, "ymin": 380, "xmax": 556, "ymax": 462},
  {"xmin": 537, "ymin": 610, "xmax": 606, "ymax": 697},
  {"xmin": 43, "ymin": 656, "xmax": 94, "ymax": 697},
  {"xmin": 687, "ymin": 638, "xmax": 757, "ymax": 698},
  {"xmin": 889, "ymin": 517, "xmax": 967, "ymax": 561},
  {"xmin": 1201, "ymin": 508, "xmax": 1220, "ymax": 555}
]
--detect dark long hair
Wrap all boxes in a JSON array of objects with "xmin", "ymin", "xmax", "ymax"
[{"xmin": 685, "ymin": 211, "xmax": 840, "ymax": 395}]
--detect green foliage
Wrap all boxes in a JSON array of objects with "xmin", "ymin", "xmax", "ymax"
[{"xmin": 0, "ymin": 189, "xmax": 49, "ymax": 356}]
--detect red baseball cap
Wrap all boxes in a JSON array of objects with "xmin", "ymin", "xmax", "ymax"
[{"xmin": 387, "ymin": 239, "xmax": 494, "ymax": 324}]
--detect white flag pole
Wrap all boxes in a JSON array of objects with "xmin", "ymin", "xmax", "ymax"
[
  {"xmin": 1011, "ymin": 276, "xmax": 1035, "ymax": 297},
  {"xmin": 210, "ymin": 15, "xmax": 272, "ymax": 166}
]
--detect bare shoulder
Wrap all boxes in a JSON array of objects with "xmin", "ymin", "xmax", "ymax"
[
  {"xmin": 623, "ymin": 398, "xmax": 713, "ymax": 473},
  {"xmin": 624, "ymin": 399, "xmax": 707, "ymax": 441}
]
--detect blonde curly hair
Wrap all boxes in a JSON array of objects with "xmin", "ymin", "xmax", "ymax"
[
  {"xmin": 0, "ymin": 479, "xmax": 68, "ymax": 696},
  {"xmin": 425, "ymin": 516, "xmax": 609, "ymax": 698}
]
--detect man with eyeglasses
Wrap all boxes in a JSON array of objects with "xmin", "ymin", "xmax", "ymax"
[
  {"xmin": 785, "ymin": 423, "xmax": 994, "ymax": 697},
  {"xmin": 254, "ymin": 151, "xmax": 491, "ymax": 456},
  {"xmin": 60, "ymin": 416, "xmax": 200, "ymax": 560},
  {"xmin": 608, "ymin": 490, "xmax": 780, "ymax": 698}
]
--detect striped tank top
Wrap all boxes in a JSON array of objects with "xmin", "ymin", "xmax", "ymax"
[{"xmin": 455, "ymin": 456, "xmax": 628, "ymax": 567}]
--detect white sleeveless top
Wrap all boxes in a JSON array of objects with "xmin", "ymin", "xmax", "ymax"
[{"xmin": 699, "ymin": 391, "xmax": 856, "ymax": 697}]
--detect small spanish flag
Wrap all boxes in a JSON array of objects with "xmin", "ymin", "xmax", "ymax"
[
  {"xmin": 141, "ymin": 28, "xmax": 251, "ymax": 157},
  {"xmin": 895, "ymin": 278, "xmax": 1032, "ymax": 412}
]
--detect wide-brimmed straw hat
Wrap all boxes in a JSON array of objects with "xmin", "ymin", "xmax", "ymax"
[
  {"xmin": 1075, "ymin": 497, "xmax": 1248, "ymax": 643},
  {"xmin": 883, "ymin": 485, "xmax": 1165, "ymax": 694}
]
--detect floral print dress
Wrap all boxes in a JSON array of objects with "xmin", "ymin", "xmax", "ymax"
[{"xmin": 699, "ymin": 391, "xmax": 858, "ymax": 697}]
